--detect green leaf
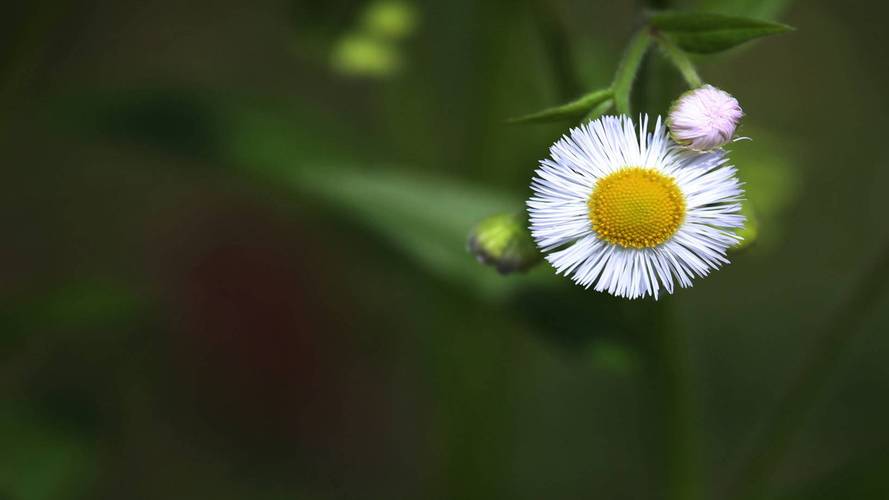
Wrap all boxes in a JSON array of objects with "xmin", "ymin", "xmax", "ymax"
[
  {"xmin": 507, "ymin": 88, "xmax": 612, "ymax": 124},
  {"xmin": 650, "ymin": 11, "xmax": 793, "ymax": 54},
  {"xmin": 1, "ymin": 280, "xmax": 146, "ymax": 354},
  {"xmin": 612, "ymin": 30, "xmax": 652, "ymax": 115}
]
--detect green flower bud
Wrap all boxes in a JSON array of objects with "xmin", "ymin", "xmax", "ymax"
[{"xmin": 468, "ymin": 213, "xmax": 541, "ymax": 274}]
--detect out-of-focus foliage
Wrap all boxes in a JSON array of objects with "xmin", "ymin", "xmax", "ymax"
[
  {"xmin": 64, "ymin": 90, "xmax": 558, "ymax": 299},
  {"xmin": 0, "ymin": 408, "xmax": 96, "ymax": 500},
  {"xmin": 329, "ymin": 0, "xmax": 418, "ymax": 78},
  {"xmin": 774, "ymin": 452, "xmax": 889, "ymax": 500},
  {"xmin": 362, "ymin": 0, "xmax": 418, "ymax": 40},
  {"xmin": 733, "ymin": 202, "xmax": 760, "ymax": 251},
  {"xmin": 728, "ymin": 129, "xmax": 799, "ymax": 252},
  {"xmin": 331, "ymin": 33, "xmax": 402, "ymax": 77}
]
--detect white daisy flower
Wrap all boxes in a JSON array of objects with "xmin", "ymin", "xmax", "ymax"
[{"xmin": 527, "ymin": 115, "xmax": 744, "ymax": 299}]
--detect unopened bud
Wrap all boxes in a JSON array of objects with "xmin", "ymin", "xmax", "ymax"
[
  {"xmin": 468, "ymin": 213, "xmax": 540, "ymax": 274},
  {"xmin": 667, "ymin": 84, "xmax": 743, "ymax": 151}
]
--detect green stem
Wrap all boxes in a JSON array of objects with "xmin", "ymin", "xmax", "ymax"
[
  {"xmin": 612, "ymin": 29, "xmax": 652, "ymax": 115},
  {"xmin": 583, "ymin": 98, "xmax": 614, "ymax": 122},
  {"xmin": 728, "ymin": 239, "xmax": 889, "ymax": 500},
  {"xmin": 654, "ymin": 35, "xmax": 703, "ymax": 88},
  {"xmin": 662, "ymin": 320, "xmax": 700, "ymax": 500},
  {"xmin": 632, "ymin": 300, "xmax": 700, "ymax": 500}
]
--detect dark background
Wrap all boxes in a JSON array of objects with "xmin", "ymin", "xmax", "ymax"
[{"xmin": 3, "ymin": 0, "xmax": 889, "ymax": 499}]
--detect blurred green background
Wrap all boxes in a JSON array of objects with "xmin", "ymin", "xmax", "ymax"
[{"xmin": 3, "ymin": 0, "xmax": 889, "ymax": 499}]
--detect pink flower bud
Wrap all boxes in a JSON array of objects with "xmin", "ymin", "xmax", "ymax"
[{"xmin": 667, "ymin": 84, "xmax": 743, "ymax": 151}]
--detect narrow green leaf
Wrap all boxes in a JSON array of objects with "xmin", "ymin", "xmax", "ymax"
[
  {"xmin": 507, "ymin": 88, "xmax": 612, "ymax": 124},
  {"xmin": 650, "ymin": 11, "xmax": 794, "ymax": 54},
  {"xmin": 654, "ymin": 35, "xmax": 702, "ymax": 88},
  {"xmin": 612, "ymin": 30, "xmax": 652, "ymax": 115}
]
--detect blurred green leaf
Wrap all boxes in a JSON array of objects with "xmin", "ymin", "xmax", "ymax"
[
  {"xmin": 508, "ymin": 88, "xmax": 612, "ymax": 124},
  {"xmin": 650, "ymin": 11, "xmax": 793, "ymax": 54},
  {"xmin": 217, "ymin": 101, "xmax": 561, "ymax": 298},
  {"xmin": 612, "ymin": 30, "xmax": 652, "ymax": 114},
  {"xmin": 235, "ymin": 161, "xmax": 553, "ymax": 298},
  {"xmin": 1, "ymin": 279, "xmax": 146, "ymax": 353}
]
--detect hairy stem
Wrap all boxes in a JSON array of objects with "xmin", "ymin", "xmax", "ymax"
[
  {"xmin": 612, "ymin": 29, "xmax": 652, "ymax": 115},
  {"xmin": 728, "ymin": 239, "xmax": 889, "ymax": 499},
  {"xmin": 655, "ymin": 35, "xmax": 703, "ymax": 88}
]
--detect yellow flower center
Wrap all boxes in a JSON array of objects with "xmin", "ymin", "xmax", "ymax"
[{"xmin": 588, "ymin": 167, "xmax": 686, "ymax": 249}]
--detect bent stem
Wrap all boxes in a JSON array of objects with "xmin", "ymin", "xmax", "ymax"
[
  {"xmin": 654, "ymin": 34, "xmax": 703, "ymax": 88},
  {"xmin": 728, "ymin": 239, "xmax": 889, "ymax": 500},
  {"xmin": 613, "ymin": 29, "xmax": 653, "ymax": 115}
]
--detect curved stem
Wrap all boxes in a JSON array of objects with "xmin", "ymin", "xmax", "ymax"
[
  {"xmin": 728, "ymin": 239, "xmax": 889, "ymax": 499},
  {"xmin": 612, "ymin": 29, "xmax": 652, "ymax": 115},
  {"xmin": 654, "ymin": 34, "xmax": 703, "ymax": 88}
]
